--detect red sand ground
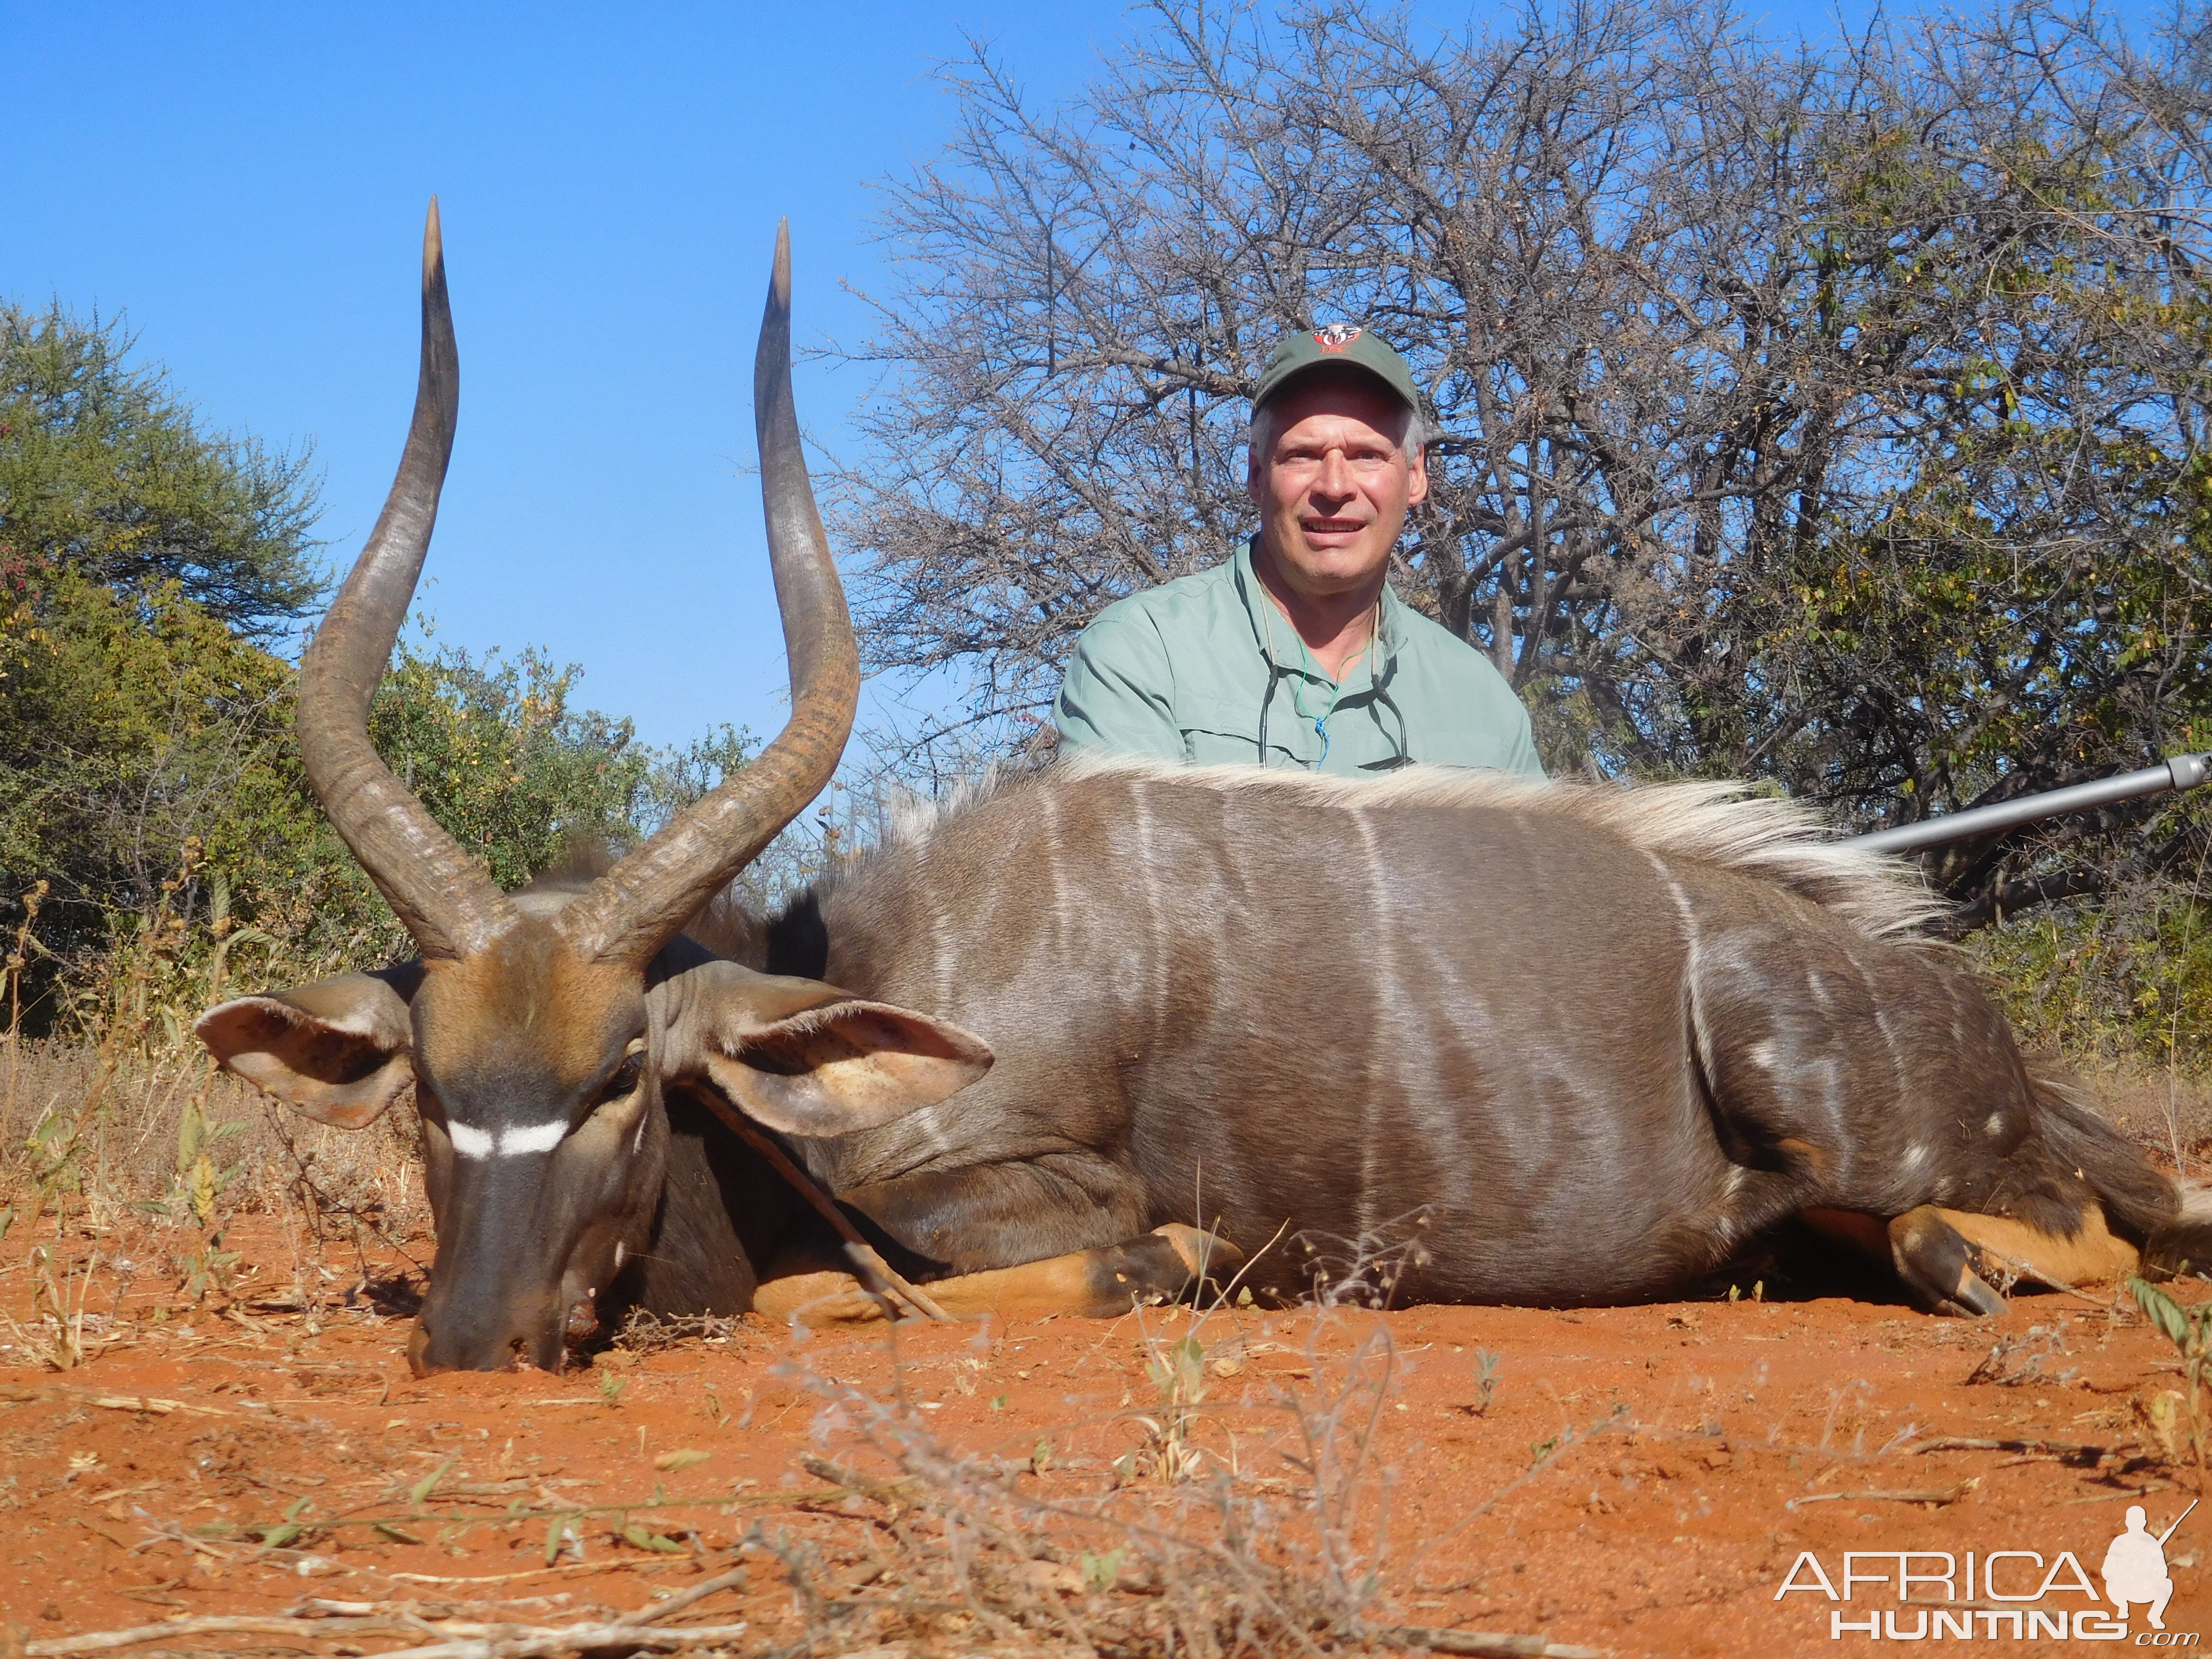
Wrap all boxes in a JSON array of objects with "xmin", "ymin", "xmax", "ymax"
[{"xmin": 2, "ymin": 1218, "xmax": 2208, "ymax": 1657}]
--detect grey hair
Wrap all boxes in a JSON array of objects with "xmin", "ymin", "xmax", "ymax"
[{"xmin": 1246, "ymin": 397, "xmax": 1427, "ymax": 462}]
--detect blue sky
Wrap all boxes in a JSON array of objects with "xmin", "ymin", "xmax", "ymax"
[
  {"xmin": 9, "ymin": 0, "xmax": 1920, "ymax": 754},
  {"xmin": 5, "ymin": 4, "xmax": 1117, "ymax": 752}
]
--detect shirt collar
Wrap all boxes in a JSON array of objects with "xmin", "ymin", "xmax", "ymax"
[{"xmin": 1234, "ymin": 535, "xmax": 1403, "ymax": 692}]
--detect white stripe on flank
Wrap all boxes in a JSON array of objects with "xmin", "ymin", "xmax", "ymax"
[
  {"xmin": 1040, "ymin": 787, "xmax": 1069, "ymax": 956},
  {"xmin": 1351, "ymin": 805, "xmax": 1393, "ymax": 1242},
  {"xmin": 446, "ymin": 1120, "xmax": 567, "ymax": 1159},
  {"xmin": 1644, "ymin": 849, "xmax": 1717, "ymax": 1102},
  {"xmin": 924, "ymin": 867, "xmax": 954, "ymax": 1017},
  {"xmin": 1131, "ymin": 779, "xmax": 1167, "ymax": 1033}
]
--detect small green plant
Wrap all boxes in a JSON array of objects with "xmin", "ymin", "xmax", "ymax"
[
  {"xmin": 409, "ymin": 1456, "xmax": 457, "ymax": 1505},
  {"xmin": 1143, "ymin": 1331, "xmax": 1209, "ymax": 1481},
  {"xmin": 1470, "ymin": 1347, "xmax": 1502, "ymax": 1414},
  {"xmin": 258, "ymin": 1496, "xmax": 315, "ymax": 1548},
  {"xmin": 1118, "ymin": 1327, "xmax": 1210, "ymax": 1484},
  {"xmin": 619, "ymin": 1519, "xmax": 687, "ymax": 1553},
  {"xmin": 172, "ymin": 1090, "xmax": 245, "ymax": 1302},
  {"xmin": 24, "ymin": 1109, "xmax": 85, "ymax": 1202},
  {"xmin": 1081, "ymin": 1546, "xmax": 1129, "ymax": 1594},
  {"xmin": 2129, "ymin": 1275, "xmax": 2212, "ymax": 1468},
  {"xmin": 176, "ymin": 1092, "xmax": 247, "ymax": 1214},
  {"xmin": 15, "ymin": 1242, "xmax": 84, "ymax": 1369},
  {"xmin": 542, "ymin": 1515, "xmax": 584, "ymax": 1565},
  {"xmin": 176, "ymin": 1227, "xmax": 240, "ymax": 1303}
]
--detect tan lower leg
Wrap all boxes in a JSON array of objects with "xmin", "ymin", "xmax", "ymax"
[
  {"xmin": 1932, "ymin": 1205, "xmax": 2139, "ymax": 1287},
  {"xmin": 1803, "ymin": 1204, "xmax": 2138, "ymax": 1290},
  {"xmin": 752, "ymin": 1225, "xmax": 1232, "ymax": 1328}
]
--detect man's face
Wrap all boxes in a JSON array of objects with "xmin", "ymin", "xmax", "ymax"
[{"xmin": 1246, "ymin": 370, "xmax": 1428, "ymax": 600}]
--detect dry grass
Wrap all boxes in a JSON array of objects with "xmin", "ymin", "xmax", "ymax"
[
  {"xmin": 756, "ymin": 1310, "xmax": 1407, "ymax": 1659},
  {"xmin": 0, "ymin": 1039, "xmax": 430, "ymax": 1373},
  {"xmin": 2, "ymin": 1041, "xmax": 421, "ymax": 1218},
  {"xmin": 1, "ymin": 1289, "xmax": 1602, "ymax": 1659},
  {"xmin": 2065, "ymin": 1057, "xmax": 2212, "ymax": 1173}
]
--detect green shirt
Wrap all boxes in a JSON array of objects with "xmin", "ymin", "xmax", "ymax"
[{"xmin": 1054, "ymin": 539, "xmax": 1544, "ymax": 777}]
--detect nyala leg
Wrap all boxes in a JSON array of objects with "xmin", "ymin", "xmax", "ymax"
[{"xmin": 755, "ymin": 1224, "xmax": 1244, "ymax": 1327}]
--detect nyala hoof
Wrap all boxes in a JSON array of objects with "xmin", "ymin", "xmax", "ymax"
[{"xmin": 1891, "ymin": 1206, "xmax": 2009, "ymax": 1318}]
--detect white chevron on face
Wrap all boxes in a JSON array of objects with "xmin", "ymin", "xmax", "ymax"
[{"xmin": 447, "ymin": 1119, "xmax": 567, "ymax": 1159}]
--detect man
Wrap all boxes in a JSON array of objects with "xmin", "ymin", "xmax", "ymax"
[
  {"xmin": 2102, "ymin": 1503, "xmax": 2177, "ymax": 1630},
  {"xmin": 1053, "ymin": 324, "xmax": 1542, "ymax": 776}
]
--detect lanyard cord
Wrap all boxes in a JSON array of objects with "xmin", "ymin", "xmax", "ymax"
[
  {"xmin": 1256, "ymin": 592, "xmax": 1381, "ymax": 769},
  {"xmin": 1256, "ymin": 657, "xmax": 1287, "ymax": 769},
  {"xmin": 1372, "ymin": 677, "xmax": 1411, "ymax": 769}
]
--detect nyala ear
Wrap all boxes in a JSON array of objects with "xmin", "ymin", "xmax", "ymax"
[
  {"xmin": 194, "ymin": 966, "xmax": 421, "ymax": 1129},
  {"xmin": 680, "ymin": 966, "xmax": 993, "ymax": 1139}
]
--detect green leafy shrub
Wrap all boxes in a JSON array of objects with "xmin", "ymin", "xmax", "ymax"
[{"xmin": 1, "ymin": 568, "xmax": 709, "ymax": 1037}]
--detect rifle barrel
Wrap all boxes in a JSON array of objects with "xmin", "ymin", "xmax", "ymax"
[
  {"xmin": 2157, "ymin": 1498, "xmax": 2198, "ymax": 1547},
  {"xmin": 1842, "ymin": 754, "xmax": 2212, "ymax": 857}
]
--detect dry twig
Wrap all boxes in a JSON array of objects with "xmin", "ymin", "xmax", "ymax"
[
  {"xmin": 23, "ymin": 1619, "xmax": 753, "ymax": 1659},
  {"xmin": 1789, "ymin": 1479, "xmax": 1980, "ymax": 1508},
  {"xmin": 1379, "ymin": 1627, "xmax": 1604, "ymax": 1659}
]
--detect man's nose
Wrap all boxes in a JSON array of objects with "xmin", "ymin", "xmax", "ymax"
[{"xmin": 1311, "ymin": 447, "xmax": 1355, "ymax": 500}]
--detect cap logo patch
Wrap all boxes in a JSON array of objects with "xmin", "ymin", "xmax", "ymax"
[{"xmin": 1313, "ymin": 324, "xmax": 1364, "ymax": 352}]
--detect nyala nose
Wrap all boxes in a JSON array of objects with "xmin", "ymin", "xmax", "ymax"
[{"xmin": 407, "ymin": 1307, "xmax": 563, "ymax": 1375}]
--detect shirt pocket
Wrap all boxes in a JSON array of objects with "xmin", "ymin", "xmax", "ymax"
[{"xmin": 1177, "ymin": 689, "xmax": 1305, "ymax": 767}]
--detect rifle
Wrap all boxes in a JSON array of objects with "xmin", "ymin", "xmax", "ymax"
[
  {"xmin": 1841, "ymin": 753, "xmax": 2212, "ymax": 856},
  {"xmin": 2158, "ymin": 1498, "xmax": 2198, "ymax": 1548}
]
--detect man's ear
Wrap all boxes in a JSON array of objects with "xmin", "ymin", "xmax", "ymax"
[
  {"xmin": 674, "ymin": 965, "xmax": 992, "ymax": 1139},
  {"xmin": 194, "ymin": 965, "xmax": 421, "ymax": 1129}
]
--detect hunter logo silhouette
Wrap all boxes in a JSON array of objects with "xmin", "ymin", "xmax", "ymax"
[{"xmin": 2105, "ymin": 1499, "xmax": 2195, "ymax": 1630}]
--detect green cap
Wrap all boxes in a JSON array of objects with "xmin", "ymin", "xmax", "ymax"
[{"xmin": 1252, "ymin": 324, "xmax": 1419, "ymax": 418}]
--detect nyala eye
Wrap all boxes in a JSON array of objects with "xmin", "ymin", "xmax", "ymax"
[{"xmin": 599, "ymin": 1054, "xmax": 644, "ymax": 1103}]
